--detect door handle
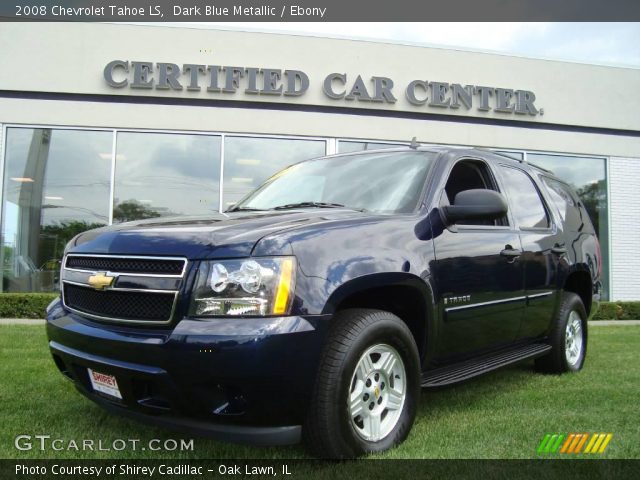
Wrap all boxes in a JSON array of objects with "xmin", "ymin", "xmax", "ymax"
[
  {"xmin": 551, "ymin": 245, "xmax": 567, "ymax": 255},
  {"xmin": 500, "ymin": 246, "xmax": 522, "ymax": 260}
]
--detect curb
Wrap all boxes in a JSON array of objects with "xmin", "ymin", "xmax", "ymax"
[
  {"xmin": 1, "ymin": 319, "xmax": 640, "ymax": 326},
  {"xmin": 0, "ymin": 319, "xmax": 46, "ymax": 325},
  {"xmin": 588, "ymin": 320, "xmax": 640, "ymax": 326}
]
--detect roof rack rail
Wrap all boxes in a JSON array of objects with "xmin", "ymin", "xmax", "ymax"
[
  {"xmin": 527, "ymin": 162, "xmax": 555, "ymax": 175},
  {"xmin": 478, "ymin": 148, "xmax": 555, "ymax": 174},
  {"xmin": 477, "ymin": 148, "xmax": 527, "ymax": 164}
]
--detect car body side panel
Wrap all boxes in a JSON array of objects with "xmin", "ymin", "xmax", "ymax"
[
  {"xmin": 431, "ymin": 226, "xmax": 525, "ymax": 358},
  {"xmin": 279, "ymin": 215, "xmax": 436, "ymax": 315}
]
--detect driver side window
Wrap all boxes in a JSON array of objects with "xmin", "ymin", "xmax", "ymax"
[{"xmin": 443, "ymin": 159, "xmax": 508, "ymax": 226}]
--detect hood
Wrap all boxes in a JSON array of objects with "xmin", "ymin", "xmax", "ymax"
[{"xmin": 70, "ymin": 209, "xmax": 368, "ymax": 259}]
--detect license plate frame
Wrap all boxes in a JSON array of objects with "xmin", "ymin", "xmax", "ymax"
[{"xmin": 88, "ymin": 368, "xmax": 122, "ymax": 400}]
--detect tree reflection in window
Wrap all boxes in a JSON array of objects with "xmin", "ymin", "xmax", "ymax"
[{"xmin": 1, "ymin": 128, "xmax": 111, "ymax": 292}]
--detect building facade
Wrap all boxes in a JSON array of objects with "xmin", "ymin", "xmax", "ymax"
[{"xmin": 0, "ymin": 23, "xmax": 638, "ymax": 300}]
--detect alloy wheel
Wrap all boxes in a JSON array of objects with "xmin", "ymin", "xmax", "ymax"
[
  {"xmin": 565, "ymin": 311, "xmax": 584, "ymax": 367},
  {"xmin": 348, "ymin": 344, "xmax": 406, "ymax": 442}
]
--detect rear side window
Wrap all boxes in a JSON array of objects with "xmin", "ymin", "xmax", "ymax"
[
  {"xmin": 541, "ymin": 176, "xmax": 582, "ymax": 228},
  {"xmin": 499, "ymin": 166, "xmax": 550, "ymax": 229}
]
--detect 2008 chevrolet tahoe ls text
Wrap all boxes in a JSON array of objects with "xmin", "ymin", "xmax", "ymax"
[{"xmin": 47, "ymin": 146, "xmax": 601, "ymax": 458}]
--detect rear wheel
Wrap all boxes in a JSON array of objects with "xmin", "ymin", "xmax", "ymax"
[
  {"xmin": 535, "ymin": 292, "xmax": 588, "ymax": 373},
  {"xmin": 304, "ymin": 309, "xmax": 420, "ymax": 458}
]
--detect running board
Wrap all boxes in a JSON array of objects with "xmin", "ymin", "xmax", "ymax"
[{"xmin": 421, "ymin": 343, "xmax": 551, "ymax": 388}]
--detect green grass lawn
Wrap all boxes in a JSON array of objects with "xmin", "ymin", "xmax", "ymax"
[{"xmin": 0, "ymin": 324, "xmax": 638, "ymax": 460}]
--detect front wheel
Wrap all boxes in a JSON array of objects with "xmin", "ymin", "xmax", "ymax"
[
  {"xmin": 304, "ymin": 309, "xmax": 420, "ymax": 458},
  {"xmin": 535, "ymin": 292, "xmax": 588, "ymax": 373}
]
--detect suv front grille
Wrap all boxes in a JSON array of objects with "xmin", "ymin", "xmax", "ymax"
[
  {"xmin": 65, "ymin": 256, "xmax": 185, "ymax": 275},
  {"xmin": 61, "ymin": 254, "xmax": 187, "ymax": 325},
  {"xmin": 63, "ymin": 284, "xmax": 176, "ymax": 322}
]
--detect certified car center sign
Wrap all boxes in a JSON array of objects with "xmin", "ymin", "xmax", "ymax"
[{"xmin": 103, "ymin": 60, "xmax": 541, "ymax": 116}]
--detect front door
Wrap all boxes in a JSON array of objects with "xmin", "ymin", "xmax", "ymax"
[{"xmin": 432, "ymin": 158, "xmax": 525, "ymax": 360}]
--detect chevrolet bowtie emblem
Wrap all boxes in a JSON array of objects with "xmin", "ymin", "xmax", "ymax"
[{"xmin": 88, "ymin": 272, "xmax": 115, "ymax": 290}]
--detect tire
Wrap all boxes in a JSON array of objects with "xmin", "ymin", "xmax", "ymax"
[
  {"xmin": 535, "ymin": 292, "xmax": 588, "ymax": 374},
  {"xmin": 304, "ymin": 308, "xmax": 421, "ymax": 458}
]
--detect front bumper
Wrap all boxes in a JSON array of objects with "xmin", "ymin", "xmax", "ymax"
[{"xmin": 46, "ymin": 300, "xmax": 331, "ymax": 445}]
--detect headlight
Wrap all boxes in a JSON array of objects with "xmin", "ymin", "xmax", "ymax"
[{"xmin": 190, "ymin": 257, "xmax": 296, "ymax": 317}]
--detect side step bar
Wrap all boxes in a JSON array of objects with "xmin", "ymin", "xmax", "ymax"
[{"xmin": 421, "ymin": 343, "xmax": 551, "ymax": 388}]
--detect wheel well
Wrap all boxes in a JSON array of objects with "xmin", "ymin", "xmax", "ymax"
[
  {"xmin": 564, "ymin": 271, "xmax": 593, "ymax": 315},
  {"xmin": 335, "ymin": 285, "xmax": 428, "ymax": 358}
]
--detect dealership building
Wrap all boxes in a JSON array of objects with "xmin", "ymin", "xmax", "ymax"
[{"xmin": 0, "ymin": 23, "xmax": 638, "ymax": 301}]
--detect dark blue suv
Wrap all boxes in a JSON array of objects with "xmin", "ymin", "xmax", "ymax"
[{"xmin": 47, "ymin": 147, "xmax": 601, "ymax": 458}]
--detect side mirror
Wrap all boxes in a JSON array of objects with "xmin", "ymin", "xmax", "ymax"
[{"xmin": 442, "ymin": 189, "xmax": 508, "ymax": 224}]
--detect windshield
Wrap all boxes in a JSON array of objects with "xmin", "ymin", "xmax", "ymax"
[{"xmin": 231, "ymin": 151, "xmax": 436, "ymax": 214}]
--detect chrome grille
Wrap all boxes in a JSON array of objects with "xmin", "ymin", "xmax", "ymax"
[
  {"xmin": 61, "ymin": 254, "xmax": 187, "ymax": 325},
  {"xmin": 65, "ymin": 255, "xmax": 185, "ymax": 276}
]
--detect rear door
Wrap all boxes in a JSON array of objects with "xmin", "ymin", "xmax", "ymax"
[{"xmin": 497, "ymin": 165, "xmax": 563, "ymax": 340}]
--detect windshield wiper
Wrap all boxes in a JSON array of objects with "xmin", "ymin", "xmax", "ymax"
[
  {"xmin": 226, "ymin": 206, "xmax": 266, "ymax": 212},
  {"xmin": 273, "ymin": 202, "xmax": 347, "ymax": 210}
]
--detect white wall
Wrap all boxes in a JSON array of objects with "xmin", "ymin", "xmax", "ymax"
[
  {"xmin": 0, "ymin": 23, "xmax": 639, "ymax": 132},
  {"xmin": 609, "ymin": 156, "xmax": 640, "ymax": 301},
  {"xmin": 0, "ymin": 23, "xmax": 638, "ymax": 158}
]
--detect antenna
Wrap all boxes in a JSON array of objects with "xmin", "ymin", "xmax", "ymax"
[{"xmin": 409, "ymin": 137, "xmax": 420, "ymax": 149}]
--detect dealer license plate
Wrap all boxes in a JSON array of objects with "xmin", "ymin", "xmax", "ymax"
[{"xmin": 88, "ymin": 369, "xmax": 122, "ymax": 399}]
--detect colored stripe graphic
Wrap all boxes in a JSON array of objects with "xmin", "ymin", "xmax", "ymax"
[
  {"xmin": 560, "ymin": 434, "xmax": 575, "ymax": 453},
  {"xmin": 550, "ymin": 434, "xmax": 565, "ymax": 453},
  {"xmin": 537, "ymin": 434, "xmax": 552, "ymax": 454},
  {"xmin": 567, "ymin": 434, "xmax": 583, "ymax": 453},
  {"xmin": 538, "ymin": 434, "xmax": 566, "ymax": 453},
  {"xmin": 540, "ymin": 433, "xmax": 613, "ymax": 455},
  {"xmin": 584, "ymin": 434, "xmax": 598, "ymax": 453},
  {"xmin": 591, "ymin": 433, "xmax": 606, "ymax": 453},
  {"xmin": 598, "ymin": 434, "xmax": 613, "ymax": 453},
  {"xmin": 574, "ymin": 434, "xmax": 589, "ymax": 453}
]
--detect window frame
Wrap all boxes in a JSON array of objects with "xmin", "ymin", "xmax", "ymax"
[
  {"xmin": 0, "ymin": 126, "xmax": 115, "ymax": 292},
  {"xmin": 112, "ymin": 130, "xmax": 224, "ymax": 222}
]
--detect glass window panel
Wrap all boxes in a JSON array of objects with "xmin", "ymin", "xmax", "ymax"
[
  {"xmin": 113, "ymin": 132, "xmax": 221, "ymax": 222},
  {"xmin": 237, "ymin": 151, "xmax": 436, "ymax": 214},
  {"xmin": 499, "ymin": 166, "xmax": 550, "ymax": 229},
  {"xmin": 540, "ymin": 176, "xmax": 581, "ymax": 226},
  {"xmin": 527, "ymin": 153, "xmax": 609, "ymax": 300},
  {"xmin": 222, "ymin": 137, "xmax": 326, "ymax": 209},
  {"xmin": 338, "ymin": 140, "xmax": 401, "ymax": 153},
  {"xmin": 1, "ymin": 128, "xmax": 112, "ymax": 292}
]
